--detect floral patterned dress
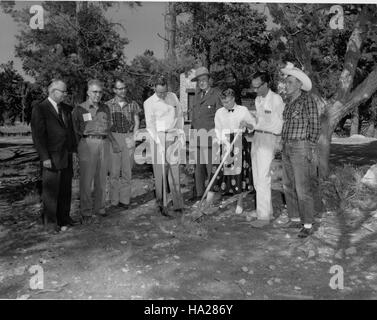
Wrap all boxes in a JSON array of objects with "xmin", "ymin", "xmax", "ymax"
[{"xmin": 209, "ymin": 132, "xmax": 254, "ymax": 195}]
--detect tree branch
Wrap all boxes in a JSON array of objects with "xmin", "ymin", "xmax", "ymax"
[
  {"xmin": 334, "ymin": 7, "xmax": 369, "ymax": 102},
  {"xmin": 124, "ymin": 69, "xmax": 153, "ymax": 77},
  {"xmin": 157, "ymin": 33, "xmax": 168, "ymax": 42},
  {"xmin": 88, "ymin": 58, "xmax": 118, "ymax": 69},
  {"xmin": 330, "ymin": 64, "xmax": 377, "ymax": 126}
]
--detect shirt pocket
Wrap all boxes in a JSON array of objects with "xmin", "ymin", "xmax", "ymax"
[{"xmin": 291, "ymin": 109, "xmax": 302, "ymax": 120}]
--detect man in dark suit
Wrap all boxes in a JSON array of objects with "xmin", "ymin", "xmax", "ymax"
[
  {"xmin": 190, "ymin": 67, "xmax": 223, "ymax": 201},
  {"xmin": 31, "ymin": 79, "xmax": 77, "ymax": 233}
]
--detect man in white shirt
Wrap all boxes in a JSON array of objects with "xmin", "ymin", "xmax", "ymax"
[
  {"xmin": 143, "ymin": 76, "xmax": 184, "ymax": 216},
  {"xmin": 249, "ymin": 71, "xmax": 285, "ymax": 228}
]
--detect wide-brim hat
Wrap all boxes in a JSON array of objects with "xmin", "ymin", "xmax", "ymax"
[
  {"xmin": 191, "ymin": 66, "xmax": 210, "ymax": 82},
  {"xmin": 281, "ymin": 62, "xmax": 312, "ymax": 91}
]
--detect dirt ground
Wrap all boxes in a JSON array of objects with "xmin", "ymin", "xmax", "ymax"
[{"xmin": 0, "ymin": 136, "xmax": 377, "ymax": 300}]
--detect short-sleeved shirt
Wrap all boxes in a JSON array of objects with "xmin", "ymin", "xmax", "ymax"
[
  {"xmin": 105, "ymin": 98, "xmax": 141, "ymax": 133},
  {"xmin": 72, "ymin": 100, "xmax": 111, "ymax": 139}
]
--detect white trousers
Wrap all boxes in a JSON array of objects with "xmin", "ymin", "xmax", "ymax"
[{"xmin": 251, "ymin": 132, "xmax": 277, "ymax": 221}]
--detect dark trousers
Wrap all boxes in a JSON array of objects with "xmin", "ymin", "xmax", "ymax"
[
  {"xmin": 42, "ymin": 156, "xmax": 73, "ymax": 226},
  {"xmin": 194, "ymin": 146, "xmax": 214, "ymax": 197},
  {"xmin": 282, "ymin": 140, "xmax": 317, "ymax": 224}
]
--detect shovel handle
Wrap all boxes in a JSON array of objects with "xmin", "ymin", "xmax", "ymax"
[{"xmin": 199, "ymin": 129, "xmax": 243, "ymax": 207}]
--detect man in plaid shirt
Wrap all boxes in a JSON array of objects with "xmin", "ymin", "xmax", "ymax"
[
  {"xmin": 105, "ymin": 78, "xmax": 141, "ymax": 209},
  {"xmin": 280, "ymin": 62, "xmax": 320, "ymax": 238}
]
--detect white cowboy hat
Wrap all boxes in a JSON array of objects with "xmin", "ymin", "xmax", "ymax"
[
  {"xmin": 281, "ymin": 62, "xmax": 312, "ymax": 92},
  {"xmin": 191, "ymin": 66, "xmax": 210, "ymax": 82}
]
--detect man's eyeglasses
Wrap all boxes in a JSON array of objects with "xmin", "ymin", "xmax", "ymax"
[
  {"xmin": 115, "ymin": 87, "xmax": 126, "ymax": 91},
  {"xmin": 91, "ymin": 90, "xmax": 103, "ymax": 94},
  {"xmin": 55, "ymin": 89, "xmax": 68, "ymax": 94},
  {"xmin": 251, "ymin": 82, "xmax": 265, "ymax": 90}
]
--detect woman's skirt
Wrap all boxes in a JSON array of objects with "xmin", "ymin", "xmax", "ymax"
[{"xmin": 209, "ymin": 133, "xmax": 253, "ymax": 195}]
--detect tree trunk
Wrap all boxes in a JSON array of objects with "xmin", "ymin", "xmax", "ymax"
[
  {"xmin": 350, "ymin": 107, "xmax": 359, "ymax": 136},
  {"xmin": 164, "ymin": 2, "xmax": 177, "ymax": 92},
  {"xmin": 365, "ymin": 122, "xmax": 375, "ymax": 137},
  {"xmin": 366, "ymin": 94, "xmax": 377, "ymax": 137},
  {"xmin": 75, "ymin": 1, "xmax": 88, "ymax": 104}
]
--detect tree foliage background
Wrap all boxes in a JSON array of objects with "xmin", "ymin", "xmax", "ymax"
[
  {"xmin": 176, "ymin": 2, "xmax": 271, "ymax": 95},
  {"xmin": 1, "ymin": 1, "xmax": 377, "ymax": 172}
]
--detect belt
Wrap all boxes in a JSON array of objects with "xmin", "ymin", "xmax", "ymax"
[
  {"xmin": 111, "ymin": 130, "xmax": 131, "ymax": 134},
  {"xmin": 83, "ymin": 135, "xmax": 107, "ymax": 140},
  {"xmin": 254, "ymin": 130, "xmax": 281, "ymax": 136}
]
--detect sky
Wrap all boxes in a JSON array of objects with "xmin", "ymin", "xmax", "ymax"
[
  {"xmin": 0, "ymin": 1, "xmax": 274, "ymax": 81},
  {"xmin": 0, "ymin": 1, "xmax": 168, "ymax": 80}
]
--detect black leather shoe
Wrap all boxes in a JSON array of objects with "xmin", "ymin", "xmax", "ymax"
[
  {"xmin": 118, "ymin": 203, "xmax": 129, "ymax": 209},
  {"xmin": 159, "ymin": 206, "xmax": 174, "ymax": 219},
  {"xmin": 44, "ymin": 223, "xmax": 60, "ymax": 234},
  {"xmin": 281, "ymin": 220, "xmax": 303, "ymax": 229},
  {"xmin": 65, "ymin": 217, "xmax": 80, "ymax": 226},
  {"xmin": 298, "ymin": 227, "xmax": 314, "ymax": 238}
]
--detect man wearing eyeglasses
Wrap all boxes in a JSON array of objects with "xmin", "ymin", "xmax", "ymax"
[
  {"xmin": 247, "ymin": 71, "xmax": 285, "ymax": 228},
  {"xmin": 105, "ymin": 78, "xmax": 141, "ymax": 210},
  {"xmin": 31, "ymin": 79, "xmax": 77, "ymax": 233},
  {"xmin": 72, "ymin": 79, "xmax": 118, "ymax": 224}
]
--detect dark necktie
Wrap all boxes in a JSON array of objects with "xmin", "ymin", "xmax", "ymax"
[
  {"xmin": 201, "ymin": 90, "xmax": 206, "ymax": 99},
  {"xmin": 57, "ymin": 103, "xmax": 65, "ymax": 126},
  {"xmin": 228, "ymin": 109, "xmax": 234, "ymax": 113}
]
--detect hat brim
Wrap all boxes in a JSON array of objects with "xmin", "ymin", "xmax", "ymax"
[
  {"xmin": 191, "ymin": 72, "xmax": 210, "ymax": 82},
  {"xmin": 281, "ymin": 69, "xmax": 312, "ymax": 91}
]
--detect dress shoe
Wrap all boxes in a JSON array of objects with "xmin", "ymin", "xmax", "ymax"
[
  {"xmin": 65, "ymin": 217, "xmax": 80, "ymax": 226},
  {"xmin": 82, "ymin": 216, "xmax": 95, "ymax": 225},
  {"xmin": 97, "ymin": 209, "xmax": 108, "ymax": 217},
  {"xmin": 118, "ymin": 203, "xmax": 129, "ymax": 209},
  {"xmin": 298, "ymin": 227, "xmax": 314, "ymax": 238},
  {"xmin": 281, "ymin": 220, "xmax": 303, "ymax": 229},
  {"xmin": 158, "ymin": 206, "xmax": 174, "ymax": 219},
  {"xmin": 44, "ymin": 223, "xmax": 60, "ymax": 234},
  {"xmin": 250, "ymin": 219, "xmax": 270, "ymax": 228}
]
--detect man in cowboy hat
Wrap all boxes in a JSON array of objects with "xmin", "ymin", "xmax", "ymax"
[
  {"xmin": 279, "ymin": 62, "xmax": 321, "ymax": 238},
  {"xmin": 190, "ymin": 66, "xmax": 223, "ymax": 202}
]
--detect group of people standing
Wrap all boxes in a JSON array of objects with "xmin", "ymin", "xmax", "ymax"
[
  {"xmin": 188, "ymin": 63, "xmax": 320, "ymax": 238},
  {"xmin": 31, "ymin": 78, "xmax": 141, "ymax": 232},
  {"xmin": 31, "ymin": 61, "xmax": 321, "ymax": 239}
]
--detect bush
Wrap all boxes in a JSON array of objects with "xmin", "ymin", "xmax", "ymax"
[{"xmin": 321, "ymin": 164, "xmax": 377, "ymax": 212}]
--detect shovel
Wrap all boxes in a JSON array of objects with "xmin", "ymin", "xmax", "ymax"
[
  {"xmin": 159, "ymin": 133, "xmax": 171, "ymax": 218},
  {"xmin": 192, "ymin": 129, "xmax": 243, "ymax": 221}
]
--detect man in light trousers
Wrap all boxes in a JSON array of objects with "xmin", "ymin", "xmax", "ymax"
[
  {"xmin": 143, "ymin": 76, "xmax": 184, "ymax": 216},
  {"xmin": 249, "ymin": 71, "xmax": 285, "ymax": 228}
]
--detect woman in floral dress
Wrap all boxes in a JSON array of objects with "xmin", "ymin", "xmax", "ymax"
[{"xmin": 203, "ymin": 88, "xmax": 256, "ymax": 214}]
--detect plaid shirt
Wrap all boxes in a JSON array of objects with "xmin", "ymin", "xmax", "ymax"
[
  {"xmin": 282, "ymin": 92, "xmax": 320, "ymax": 144},
  {"xmin": 105, "ymin": 98, "xmax": 141, "ymax": 133}
]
